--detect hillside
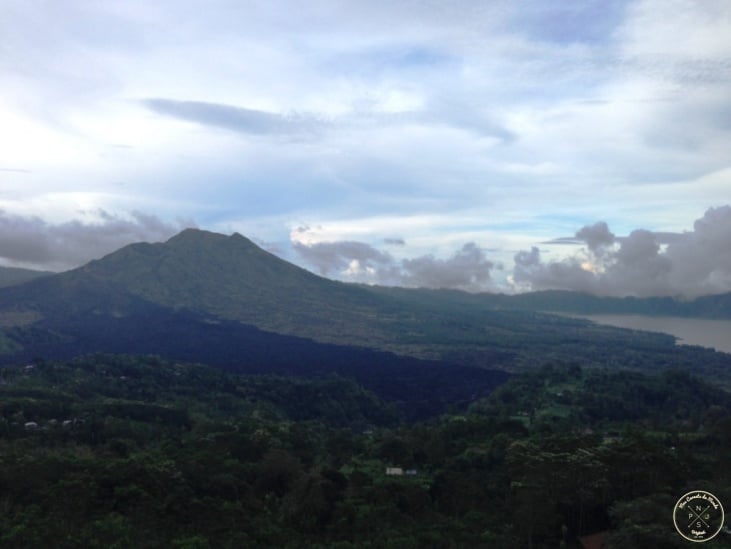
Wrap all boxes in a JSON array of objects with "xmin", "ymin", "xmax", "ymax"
[
  {"xmin": 0, "ymin": 266, "xmax": 52, "ymax": 288},
  {"xmin": 0, "ymin": 229, "xmax": 400, "ymax": 348},
  {"xmin": 3, "ymin": 303, "xmax": 509, "ymax": 421}
]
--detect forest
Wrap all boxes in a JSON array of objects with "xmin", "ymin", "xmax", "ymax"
[{"xmin": 1, "ymin": 354, "xmax": 730, "ymax": 548}]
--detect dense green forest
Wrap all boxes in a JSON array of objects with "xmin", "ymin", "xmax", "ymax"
[{"xmin": 1, "ymin": 355, "xmax": 730, "ymax": 548}]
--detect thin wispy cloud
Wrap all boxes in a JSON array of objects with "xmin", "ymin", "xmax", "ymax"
[{"xmin": 142, "ymin": 99, "xmax": 328, "ymax": 138}]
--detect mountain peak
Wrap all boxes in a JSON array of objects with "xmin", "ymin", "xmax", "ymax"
[
  {"xmin": 165, "ymin": 228, "xmax": 260, "ymax": 249},
  {"xmin": 57, "ymin": 225, "xmax": 375, "ymax": 334},
  {"xmin": 167, "ymin": 227, "xmax": 231, "ymax": 241},
  {"xmin": 0, "ymin": 226, "xmax": 388, "ymax": 348}
]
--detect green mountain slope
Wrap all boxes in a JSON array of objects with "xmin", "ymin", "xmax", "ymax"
[
  {"xmin": 0, "ymin": 266, "xmax": 52, "ymax": 288},
  {"xmin": 75, "ymin": 229, "xmax": 396, "ymax": 341}
]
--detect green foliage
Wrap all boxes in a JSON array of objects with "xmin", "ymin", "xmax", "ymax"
[
  {"xmin": 472, "ymin": 362, "xmax": 731, "ymax": 432},
  {"xmin": 1, "ymin": 354, "xmax": 730, "ymax": 547}
]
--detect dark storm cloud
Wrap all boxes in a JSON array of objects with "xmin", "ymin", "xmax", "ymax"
[
  {"xmin": 294, "ymin": 239, "xmax": 497, "ymax": 291},
  {"xmin": 512, "ymin": 206, "xmax": 731, "ymax": 297},
  {"xmin": 0, "ymin": 210, "xmax": 194, "ymax": 271},
  {"xmin": 142, "ymin": 99, "xmax": 326, "ymax": 137}
]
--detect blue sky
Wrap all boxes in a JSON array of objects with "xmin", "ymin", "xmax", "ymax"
[{"xmin": 1, "ymin": 0, "xmax": 730, "ymax": 296}]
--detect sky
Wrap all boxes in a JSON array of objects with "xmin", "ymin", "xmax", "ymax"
[{"xmin": 1, "ymin": 0, "xmax": 730, "ymax": 297}]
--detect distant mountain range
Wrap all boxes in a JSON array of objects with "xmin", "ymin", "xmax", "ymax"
[
  {"xmin": 493, "ymin": 288, "xmax": 731, "ymax": 319},
  {"xmin": 1, "ymin": 229, "xmax": 729, "ymax": 408}
]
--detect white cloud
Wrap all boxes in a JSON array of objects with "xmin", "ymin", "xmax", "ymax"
[{"xmin": 293, "ymin": 237, "xmax": 498, "ymax": 291}]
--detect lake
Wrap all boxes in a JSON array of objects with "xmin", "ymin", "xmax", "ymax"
[{"xmin": 560, "ymin": 314, "xmax": 731, "ymax": 354}]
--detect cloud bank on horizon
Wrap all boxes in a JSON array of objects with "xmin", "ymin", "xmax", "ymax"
[
  {"xmin": 512, "ymin": 206, "xmax": 731, "ymax": 298},
  {"xmin": 292, "ymin": 206, "xmax": 731, "ymax": 298},
  {"xmin": 0, "ymin": 1, "xmax": 729, "ymax": 297},
  {"xmin": 0, "ymin": 201, "xmax": 729, "ymax": 299}
]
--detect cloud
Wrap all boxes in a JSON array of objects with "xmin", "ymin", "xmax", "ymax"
[
  {"xmin": 401, "ymin": 243, "xmax": 495, "ymax": 290},
  {"xmin": 604, "ymin": 229, "xmax": 673, "ymax": 296},
  {"xmin": 513, "ymin": 247, "xmax": 598, "ymax": 294},
  {"xmin": 0, "ymin": 210, "xmax": 195, "ymax": 271},
  {"xmin": 142, "ymin": 99, "xmax": 327, "ymax": 137},
  {"xmin": 661, "ymin": 205, "xmax": 731, "ymax": 296},
  {"xmin": 512, "ymin": 206, "xmax": 731, "ymax": 297},
  {"xmin": 575, "ymin": 221, "xmax": 615, "ymax": 254},
  {"xmin": 292, "ymin": 240, "xmax": 395, "ymax": 278},
  {"xmin": 293, "ymin": 238, "xmax": 497, "ymax": 291}
]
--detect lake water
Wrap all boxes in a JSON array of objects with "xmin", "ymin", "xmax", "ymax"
[{"xmin": 561, "ymin": 314, "xmax": 731, "ymax": 354}]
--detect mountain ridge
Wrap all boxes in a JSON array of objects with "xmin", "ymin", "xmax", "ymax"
[
  {"xmin": 495, "ymin": 288, "xmax": 731, "ymax": 318},
  {"xmin": 1, "ymin": 228, "xmax": 730, "ymax": 387},
  {"xmin": 0, "ymin": 266, "xmax": 53, "ymax": 288},
  {"xmin": 72, "ymin": 228, "xmax": 399, "ymax": 345},
  {"xmin": 1, "ymin": 229, "xmax": 395, "ymax": 346}
]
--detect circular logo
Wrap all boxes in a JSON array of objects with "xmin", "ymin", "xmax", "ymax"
[{"xmin": 673, "ymin": 490, "xmax": 725, "ymax": 542}]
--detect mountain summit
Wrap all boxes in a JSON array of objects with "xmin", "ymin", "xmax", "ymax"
[
  {"xmin": 0, "ymin": 228, "xmax": 393, "ymax": 346},
  {"xmin": 78, "ymin": 228, "xmax": 392, "ymax": 340}
]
